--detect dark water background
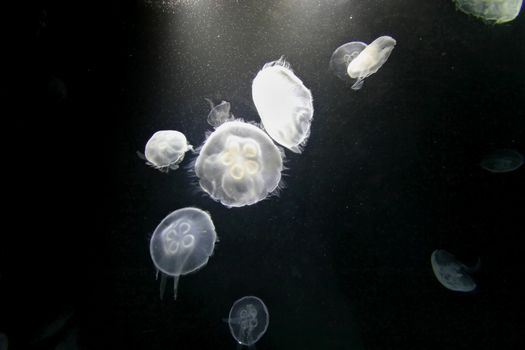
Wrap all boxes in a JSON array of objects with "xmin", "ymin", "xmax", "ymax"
[{"xmin": 2, "ymin": 0, "xmax": 524, "ymax": 349}]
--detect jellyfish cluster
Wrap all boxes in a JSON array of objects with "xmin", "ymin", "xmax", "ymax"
[{"xmin": 132, "ymin": 1, "xmax": 522, "ymax": 347}]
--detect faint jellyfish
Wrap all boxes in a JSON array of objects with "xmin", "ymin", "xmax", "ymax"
[
  {"xmin": 150, "ymin": 207, "xmax": 217, "ymax": 300},
  {"xmin": 252, "ymin": 57, "xmax": 314, "ymax": 153},
  {"xmin": 194, "ymin": 120, "xmax": 284, "ymax": 207},
  {"xmin": 0, "ymin": 333, "xmax": 7, "ymax": 350},
  {"xmin": 138, "ymin": 130, "xmax": 193, "ymax": 173},
  {"xmin": 206, "ymin": 98, "xmax": 234, "ymax": 128},
  {"xmin": 480, "ymin": 149, "xmax": 523, "ymax": 173},
  {"xmin": 228, "ymin": 296, "xmax": 269, "ymax": 347},
  {"xmin": 453, "ymin": 0, "xmax": 523, "ymax": 23},
  {"xmin": 431, "ymin": 249, "xmax": 481, "ymax": 292},
  {"xmin": 329, "ymin": 36, "xmax": 396, "ymax": 90}
]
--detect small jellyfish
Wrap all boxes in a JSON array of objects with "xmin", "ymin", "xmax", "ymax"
[
  {"xmin": 329, "ymin": 36, "xmax": 396, "ymax": 90},
  {"xmin": 453, "ymin": 0, "xmax": 523, "ymax": 23},
  {"xmin": 194, "ymin": 121, "xmax": 284, "ymax": 207},
  {"xmin": 138, "ymin": 130, "xmax": 193, "ymax": 173},
  {"xmin": 228, "ymin": 296, "xmax": 269, "ymax": 347},
  {"xmin": 150, "ymin": 207, "xmax": 217, "ymax": 300},
  {"xmin": 252, "ymin": 58, "xmax": 314, "ymax": 153},
  {"xmin": 481, "ymin": 149, "xmax": 523, "ymax": 173},
  {"xmin": 431, "ymin": 249, "xmax": 480, "ymax": 292},
  {"xmin": 206, "ymin": 98, "xmax": 234, "ymax": 128},
  {"xmin": 0, "ymin": 333, "xmax": 7, "ymax": 350}
]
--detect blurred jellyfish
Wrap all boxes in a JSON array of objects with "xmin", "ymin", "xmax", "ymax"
[
  {"xmin": 252, "ymin": 58, "xmax": 314, "ymax": 153},
  {"xmin": 228, "ymin": 296, "xmax": 269, "ymax": 347},
  {"xmin": 194, "ymin": 121, "xmax": 284, "ymax": 207},
  {"xmin": 329, "ymin": 36, "xmax": 396, "ymax": 90},
  {"xmin": 0, "ymin": 333, "xmax": 7, "ymax": 350},
  {"xmin": 431, "ymin": 249, "xmax": 480, "ymax": 292},
  {"xmin": 138, "ymin": 130, "xmax": 193, "ymax": 173},
  {"xmin": 150, "ymin": 207, "xmax": 217, "ymax": 300},
  {"xmin": 453, "ymin": 0, "xmax": 523, "ymax": 23},
  {"xmin": 206, "ymin": 98, "xmax": 234, "ymax": 128},
  {"xmin": 481, "ymin": 149, "xmax": 523, "ymax": 173}
]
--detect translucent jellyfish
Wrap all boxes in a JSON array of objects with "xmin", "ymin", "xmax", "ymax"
[
  {"xmin": 481, "ymin": 149, "xmax": 523, "ymax": 173},
  {"xmin": 150, "ymin": 207, "xmax": 217, "ymax": 300},
  {"xmin": 329, "ymin": 36, "xmax": 396, "ymax": 90},
  {"xmin": 431, "ymin": 249, "xmax": 480, "ymax": 292},
  {"xmin": 138, "ymin": 130, "xmax": 193, "ymax": 173},
  {"xmin": 194, "ymin": 121, "xmax": 284, "ymax": 207},
  {"xmin": 252, "ymin": 58, "xmax": 314, "ymax": 153},
  {"xmin": 228, "ymin": 296, "xmax": 269, "ymax": 347},
  {"xmin": 206, "ymin": 98, "xmax": 234, "ymax": 128},
  {"xmin": 453, "ymin": 0, "xmax": 523, "ymax": 23},
  {"xmin": 0, "ymin": 333, "xmax": 7, "ymax": 350}
]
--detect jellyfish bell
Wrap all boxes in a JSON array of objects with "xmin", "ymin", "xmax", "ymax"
[
  {"xmin": 481, "ymin": 149, "xmax": 523, "ymax": 173},
  {"xmin": 431, "ymin": 249, "xmax": 480, "ymax": 292},
  {"xmin": 206, "ymin": 98, "xmax": 235, "ymax": 128},
  {"xmin": 228, "ymin": 296, "xmax": 269, "ymax": 347},
  {"xmin": 329, "ymin": 36, "xmax": 396, "ymax": 90},
  {"xmin": 139, "ymin": 130, "xmax": 193, "ymax": 173},
  {"xmin": 252, "ymin": 58, "xmax": 314, "ymax": 153},
  {"xmin": 149, "ymin": 207, "xmax": 217, "ymax": 300},
  {"xmin": 194, "ymin": 120, "xmax": 284, "ymax": 208},
  {"xmin": 453, "ymin": 0, "xmax": 523, "ymax": 23}
]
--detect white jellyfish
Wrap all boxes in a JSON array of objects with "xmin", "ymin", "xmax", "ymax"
[
  {"xmin": 194, "ymin": 121, "xmax": 284, "ymax": 208},
  {"xmin": 138, "ymin": 130, "xmax": 193, "ymax": 172},
  {"xmin": 329, "ymin": 36, "xmax": 396, "ymax": 90},
  {"xmin": 431, "ymin": 249, "xmax": 480, "ymax": 292},
  {"xmin": 150, "ymin": 207, "xmax": 217, "ymax": 300},
  {"xmin": 453, "ymin": 0, "xmax": 523, "ymax": 23},
  {"xmin": 206, "ymin": 98, "xmax": 235, "ymax": 128},
  {"xmin": 252, "ymin": 58, "xmax": 314, "ymax": 153},
  {"xmin": 228, "ymin": 296, "xmax": 269, "ymax": 347}
]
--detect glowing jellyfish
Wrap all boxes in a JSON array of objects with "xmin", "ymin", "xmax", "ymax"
[
  {"xmin": 431, "ymin": 249, "xmax": 480, "ymax": 292},
  {"xmin": 194, "ymin": 121, "xmax": 284, "ymax": 207},
  {"xmin": 453, "ymin": 0, "xmax": 523, "ymax": 23},
  {"xmin": 139, "ymin": 130, "xmax": 193, "ymax": 172},
  {"xmin": 481, "ymin": 149, "xmax": 523, "ymax": 173},
  {"xmin": 329, "ymin": 36, "xmax": 396, "ymax": 90},
  {"xmin": 252, "ymin": 58, "xmax": 314, "ymax": 153},
  {"xmin": 206, "ymin": 98, "xmax": 234, "ymax": 128},
  {"xmin": 228, "ymin": 296, "xmax": 269, "ymax": 347},
  {"xmin": 150, "ymin": 207, "xmax": 217, "ymax": 300}
]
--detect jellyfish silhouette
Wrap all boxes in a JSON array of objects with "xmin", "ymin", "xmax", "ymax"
[
  {"xmin": 194, "ymin": 121, "xmax": 284, "ymax": 207},
  {"xmin": 150, "ymin": 207, "xmax": 217, "ymax": 300},
  {"xmin": 138, "ymin": 130, "xmax": 193, "ymax": 172},
  {"xmin": 481, "ymin": 149, "xmax": 523, "ymax": 173},
  {"xmin": 431, "ymin": 249, "xmax": 480, "ymax": 292},
  {"xmin": 453, "ymin": 0, "xmax": 523, "ymax": 23},
  {"xmin": 228, "ymin": 296, "xmax": 269, "ymax": 347},
  {"xmin": 252, "ymin": 57, "xmax": 314, "ymax": 153},
  {"xmin": 206, "ymin": 98, "xmax": 235, "ymax": 128},
  {"xmin": 330, "ymin": 36, "xmax": 396, "ymax": 90}
]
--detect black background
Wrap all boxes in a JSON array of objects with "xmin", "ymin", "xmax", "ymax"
[{"xmin": 2, "ymin": 0, "xmax": 524, "ymax": 349}]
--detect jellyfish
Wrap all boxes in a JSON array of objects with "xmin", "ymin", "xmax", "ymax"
[
  {"xmin": 329, "ymin": 36, "xmax": 396, "ymax": 90},
  {"xmin": 0, "ymin": 333, "xmax": 7, "ymax": 350},
  {"xmin": 228, "ymin": 296, "xmax": 269, "ymax": 347},
  {"xmin": 431, "ymin": 249, "xmax": 480, "ymax": 292},
  {"xmin": 453, "ymin": 0, "xmax": 523, "ymax": 23},
  {"xmin": 206, "ymin": 98, "xmax": 234, "ymax": 128},
  {"xmin": 138, "ymin": 130, "xmax": 193, "ymax": 173},
  {"xmin": 149, "ymin": 207, "xmax": 217, "ymax": 300},
  {"xmin": 194, "ymin": 121, "xmax": 284, "ymax": 207},
  {"xmin": 252, "ymin": 57, "xmax": 314, "ymax": 153},
  {"xmin": 481, "ymin": 149, "xmax": 523, "ymax": 173}
]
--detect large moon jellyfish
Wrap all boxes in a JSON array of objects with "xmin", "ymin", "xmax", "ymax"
[
  {"xmin": 329, "ymin": 36, "xmax": 396, "ymax": 90},
  {"xmin": 252, "ymin": 58, "xmax": 314, "ymax": 153},
  {"xmin": 150, "ymin": 207, "xmax": 217, "ymax": 300},
  {"xmin": 194, "ymin": 121, "xmax": 284, "ymax": 207},
  {"xmin": 228, "ymin": 296, "xmax": 269, "ymax": 347},
  {"xmin": 140, "ymin": 130, "xmax": 193, "ymax": 172},
  {"xmin": 480, "ymin": 149, "xmax": 523, "ymax": 173},
  {"xmin": 453, "ymin": 0, "xmax": 523, "ymax": 23},
  {"xmin": 431, "ymin": 249, "xmax": 480, "ymax": 292}
]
